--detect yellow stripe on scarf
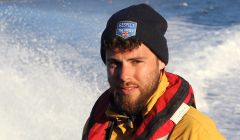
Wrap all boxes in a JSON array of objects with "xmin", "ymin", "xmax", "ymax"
[{"xmin": 142, "ymin": 71, "xmax": 169, "ymax": 116}]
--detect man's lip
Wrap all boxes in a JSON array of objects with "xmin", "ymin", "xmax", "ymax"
[
  {"xmin": 121, "ymin": 86, "xmax": 137, "ymax": 89},
  {"xmin": 120, "ymin": 85, "xmax": 138, "ymax": 89},
  {"xmin": 118, "ymin": 86, "xmax": 138, "ymax": 94}
]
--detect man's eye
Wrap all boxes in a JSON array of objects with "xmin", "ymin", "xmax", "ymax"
[
  {"xmin": 132, "ymin": 60, "xmax": 142, "ymax": 64},
  {"xmin": 107, "ymin": 62, "xmax": 118, "ymax": 68}
]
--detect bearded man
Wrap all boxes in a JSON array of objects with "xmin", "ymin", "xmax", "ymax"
[{"xmin": 82, "ymin": 3, "xmax": 225, "ymax": 140}]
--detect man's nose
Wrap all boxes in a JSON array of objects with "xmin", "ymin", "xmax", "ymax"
[{"xmin": 118, "ymin": 63, "xmax": 132, "ymax": 81}]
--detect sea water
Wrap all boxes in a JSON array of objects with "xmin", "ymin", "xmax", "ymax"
[{"xmin": 0, "ymin": 0, "xmax": 239, "ymax": 139}]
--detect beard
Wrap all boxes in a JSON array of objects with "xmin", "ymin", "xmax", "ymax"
[{"xmin": 110, "ymin": 69, "xmax": 161, "ymax": 116}]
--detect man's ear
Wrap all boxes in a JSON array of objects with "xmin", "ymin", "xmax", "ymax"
[{"xmin": 158, "ymin": 59, "xmax": 166, "ymax": 71}]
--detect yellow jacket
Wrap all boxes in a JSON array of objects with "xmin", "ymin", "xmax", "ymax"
[
  {"xmin": 168, "ymin": 106, "xmax": 225, "ymax": 140},
  {"xmin": 83, "ymin": 72, "xmax": 225, "ymax": 140}
]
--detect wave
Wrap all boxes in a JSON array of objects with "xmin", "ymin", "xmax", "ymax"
[
  {"xmin": 0, "ymin": 2, "xmax": 239, "ymax": 140},
  {"xmin": 166, "ymin": 19, "xmax": 240, "ymax": 112}
]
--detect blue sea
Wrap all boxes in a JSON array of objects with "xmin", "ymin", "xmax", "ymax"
[{"xmin": 0, "ymin": 0, "xmax": 239, "ymax": 139}]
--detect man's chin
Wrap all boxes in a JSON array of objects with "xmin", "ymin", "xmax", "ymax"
[{"xmin": 114, "ymin": 94, "xmax": 143, "ymax": 115}]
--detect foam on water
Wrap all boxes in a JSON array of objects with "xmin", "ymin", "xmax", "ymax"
[
  {"xmin": 0, "ymin": 4, "xmax": 105, "ymax": 139},
  {"xmin": 167, "ymin": 19, "xmax": 240, "ymax": 111},
  {"xmin": 0, "ymin": 2, "xmax": 239, "ymax": 140},
  {"xmin": 0, "ymin": 33, "xmax": 100, "ymax": 140}
]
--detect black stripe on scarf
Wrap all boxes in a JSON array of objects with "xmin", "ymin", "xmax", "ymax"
[{"xmin": 136, "ymin": 77, "xmax": 191, "ymax": 140}]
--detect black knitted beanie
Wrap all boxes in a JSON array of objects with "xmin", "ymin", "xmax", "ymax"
[{"xmin": 101, "ymin": 3, "xmax": 169, "ymax": 64}]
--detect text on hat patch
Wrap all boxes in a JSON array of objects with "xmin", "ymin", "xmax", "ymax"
[{"xmin": 116, "ymin": 21, "xmax": 137, "ymax": 39}]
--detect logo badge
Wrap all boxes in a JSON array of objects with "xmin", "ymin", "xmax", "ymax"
[{"xmin": 116, "ymin": 21, "xmax": 137, "ymax": 39}]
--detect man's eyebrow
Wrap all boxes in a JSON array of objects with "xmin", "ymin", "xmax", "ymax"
[
  {"xmin": 106, "ymin": 57, "xmax": 147, "ymax": 63},
  {"xmin": 127, "ymin": 57, "xmax": 147, "ymax": 61},
  {"xmin": 106, "ymin": 58, "xmax": 120, "ymax": 62}
]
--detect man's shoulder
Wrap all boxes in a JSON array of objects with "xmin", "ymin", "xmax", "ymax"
[
  {"xmin": 169, "ymin": 107, "xmax": 225, "ymax": 140},
  {"xmin": 182, "ymin": 107, "xmax": 218, "ymax": 129}
]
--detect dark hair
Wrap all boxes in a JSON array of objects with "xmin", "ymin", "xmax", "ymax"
[{"xmin": 103, "ymin": 36, "xmax": 142, "ymax": 53}]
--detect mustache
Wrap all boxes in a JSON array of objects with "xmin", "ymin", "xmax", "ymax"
[{"xmin": 116, "ymin": 81, "xmax": 138, "ymax": 88}]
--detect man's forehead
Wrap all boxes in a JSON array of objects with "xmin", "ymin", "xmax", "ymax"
[{"xmin": 106, "ymin": 44, "xmax": 155, "ymax": 58}]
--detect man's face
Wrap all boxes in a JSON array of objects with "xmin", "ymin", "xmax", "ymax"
[{"xmin": 106, "ymin": 43, "xmax": 165, "ymax": 115}]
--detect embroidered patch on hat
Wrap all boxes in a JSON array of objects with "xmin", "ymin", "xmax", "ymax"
[{"xmin": 116, "ymin": 21, "xmax": 137, "ymax": 39}]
